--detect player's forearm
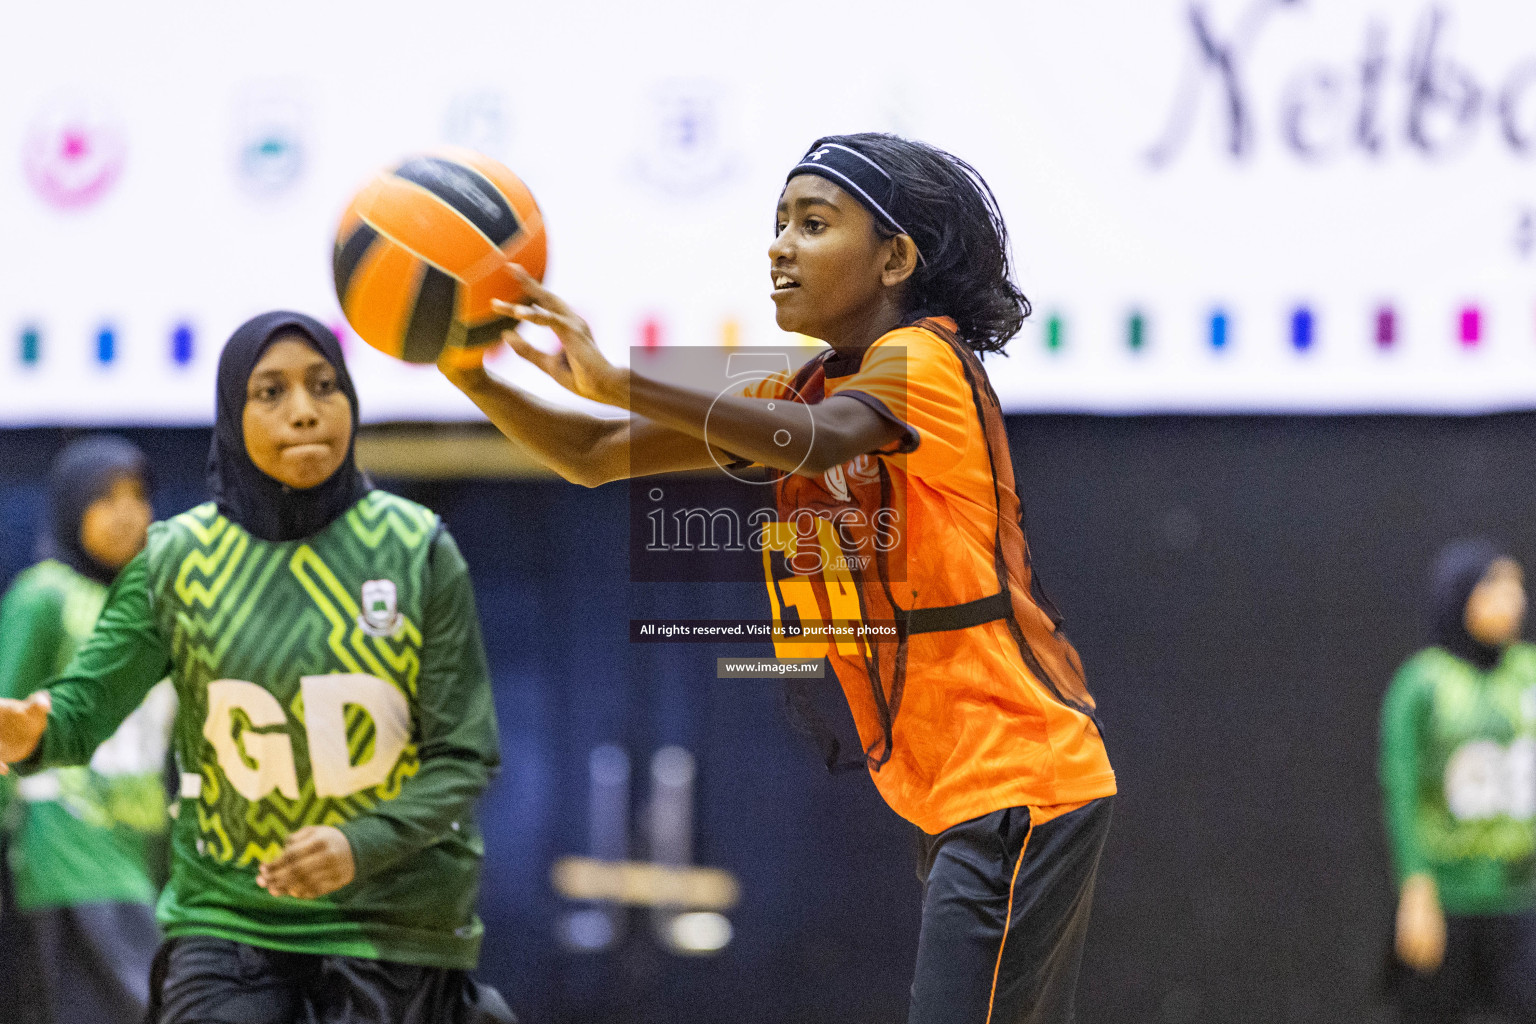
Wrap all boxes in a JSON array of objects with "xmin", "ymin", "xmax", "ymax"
[
  {"xmin": 1380, "ymin": 750, "xmax": 1428, "ymax": 876},
  {"xmin": 622, "ymin": 368, "xmax": 867, "ymax": 476},
  {"xmin": 339, "ymin": 752, "xmax": 494, "ymax": 879},
  {"xmin": 1380, "ymin": 674, "xmax": 1432, "ymax": 877},
  {"xmin": 0, "ymin": 589, "xmax": 65, "ymax": 701},
  {"xmin": 446, "ymin": 364, "xmax": 626, "ymax": 486},
  {"xmin": 1383, "ymin": 784, "xmax": 1432, "ymax": 878}
]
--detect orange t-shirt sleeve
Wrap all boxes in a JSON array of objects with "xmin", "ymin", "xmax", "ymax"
[
  {"xmin": 832, "ymin": 329, "xmax": 972, "ymax": 480},
  {"xmin": 730, "ymin": 373, "xmax": 791, "ymax": 401}
]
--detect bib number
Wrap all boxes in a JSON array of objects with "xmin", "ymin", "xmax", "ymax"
[{"xmin": 759, "ymin": 519, "xmax": 869, "ymax": 659}]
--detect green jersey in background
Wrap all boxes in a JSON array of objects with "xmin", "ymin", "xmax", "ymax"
[
  {"xmin": 0, "ymin": 559, "xmax": 174, "ymax": 911},
  {"xmin": 1380, "ymin": 643, "xmax": 1536, "ymax": 914},
  {"xmin": 25, "ymin": 492, "xmax": 501, "ymax": 970}
]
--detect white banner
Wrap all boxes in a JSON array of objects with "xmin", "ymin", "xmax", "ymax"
[{"xmin": 1, "ymin": 0, "xmax": 1534, "ymax": 423}]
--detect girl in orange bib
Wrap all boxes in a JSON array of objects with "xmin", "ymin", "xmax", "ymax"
[{"xmin": 443, "ymin": 133, "xmax": 1116, "ymax": 1024}]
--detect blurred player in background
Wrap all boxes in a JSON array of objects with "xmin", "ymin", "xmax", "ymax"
[
  {"xmin": 442, "ymin": 133, "xmax": 1115, "ymax": 1024},
  {"xmin": 0, "ymin": 314, "xmax": 511, "ymax": 1024},
  {"xmin": 0, "ymin": 435, "xmax": 174, "ymax": 1024},
  {"xmin": 1381, "ymin": 538, "xmax": 1536, "ymax": 1023}
]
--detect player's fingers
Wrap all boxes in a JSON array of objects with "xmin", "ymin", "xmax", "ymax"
[
  {"xmin": 277, "ymin": 860, "xmax": 347, "ymax": 900},
  {"xmin": 501, "ymin": 328, "xmax": 533, "ymax": 354},
  {"xmin": 506, "ymin": 263, "xmax": 570, "ymax": 315},
  {"xmin": 308, "ymin": 864, "xmax": 347, "ymax": 896},
  {"xmin": 272, "ymin": 873, "xmax": 318, "ymax": 900},
  {"xmin": 1402, "ymin": 933, "xmax": 1436, "ymax": 972},
  {"xmin": 493, "ymin": 300, "xmax": 561, "ymax": 330},
  {"xmin": 504, "ymin": 330, "xmax": 543, "ymax": 366},
  {"xmin": 260, "ymin": 855, "xmax": 326, "ymax": 895},
  {"xmin": 493, "ymin": 299, "xmax": 587, "ymax": 345},
  {"xmin": 274, "ymin": 829, "xmax": 325, "ymax": 862},
  {"xmin": 503, "ymin": 329, "xmax": 568, "ymax": 378},
  {"xmin": 259, "ymin": 837, "xmax": 325, "ymax": 885},
  {"xmin": 257, "ymin": 859, "xmax": 297, "ymax": 891},
  {"xmin": 498, "ymin": 304, "xmax": 597, "ymax": 362},
  {"xmin": 503, "ymin": 265, "xmax": 554, "ymax": 308}
]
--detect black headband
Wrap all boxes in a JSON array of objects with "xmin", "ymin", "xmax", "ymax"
[{"xmin": 786, "ymin": 143, "xmax": 923, "ymax": 261}]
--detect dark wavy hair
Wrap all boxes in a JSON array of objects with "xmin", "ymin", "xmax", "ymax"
[{"xmin": 807, "ymin": 132, "xmax": 1030, "ymax": 355}]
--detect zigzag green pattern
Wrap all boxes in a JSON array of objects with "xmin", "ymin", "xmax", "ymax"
[
  {"xmin": 174, "ymin": 508, "xmax": 247, "ymax": 609},
  {"xmin": 228, "ymin": 748, "xmax": 422, "ymax": 868},
  {"xmin": 169, "ymin": 500, "xmax": 431, "ymax": 867},
  {"xmin": 347, "ymin": 492, "xmax": 435, "ymax": 550},
  {"xmin": 289, "ymin": 546, "xmax": 423, "ymax": 697}
]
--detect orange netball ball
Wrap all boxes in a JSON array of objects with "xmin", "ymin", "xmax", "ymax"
[{"xmin": 333, "ymin": 147, "xmax": 546, "ymax": 363}]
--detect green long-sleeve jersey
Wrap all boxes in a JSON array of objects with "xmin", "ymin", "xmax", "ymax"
[
  {"xmin": 23, "ymin": 492, "xmax": 501, "ymax": 969},
  {"xmin": 0, "ymin": 560, "xmax": 174, "ymax": 911},
  {"xmin": 1380, "ymin": 643, "xmax": 1536, "ymax": 915}
]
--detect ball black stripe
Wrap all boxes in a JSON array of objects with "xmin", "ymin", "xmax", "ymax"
[
  {"xmin": 333, "ymin": 222, "xmax": 379, "ymax": 303},
  {"xmin": 392, "ymin": 157, "xmax": 521, "ymax": 247},
  {"xmin": 402, "ymin": 265, "xmax": 458, "ymax": 363},
  {"xmin": 462, "ymin": 315, "xmax": 520, "ymax": 349}
]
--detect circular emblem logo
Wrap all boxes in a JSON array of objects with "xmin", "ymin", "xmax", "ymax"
[
  {"xmin": 704, "ymin": 351, "xmax": 814, "ymax": 486},
  {"xmin": 22, "ymin": 96, "xmax": 126, "ymax": 210},
  {"xmin": 239, "ymin": 131, "xmax": 302, "ymax": 194},
  {"xmin": 234, "ymin": 88, "xmax": 306, "ymax": 196},
  {"xmin": 631, "ymin": 79, "xmax": 739, "ymax": 198}
]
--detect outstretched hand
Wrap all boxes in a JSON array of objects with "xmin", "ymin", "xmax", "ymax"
[
  {"xmin": 256, "ymin": 825, "xmax": 356, "ymax": 900},
  {"xmin": 0, "ymin": 691, "xmax": 51, "ymax": 774},
  {"xmin": 494, "ymin": 264, "xmax": 626, "ymax": 408},
  {"xmin": 1396, "ymin": 873, "xmax": 1446, "ymax": 973}
]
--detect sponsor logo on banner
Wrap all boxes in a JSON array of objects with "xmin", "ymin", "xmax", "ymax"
[
  {"xmin": 631, "ymin": 79, "xmax": 739, "ymax": 198},
  {"xmin": 22, "ymin": 95, "xmax": 126, "ymax": 210},
  {"xmin": 234, "ymin": 85, "xmax": 306, "ymax": 196}
]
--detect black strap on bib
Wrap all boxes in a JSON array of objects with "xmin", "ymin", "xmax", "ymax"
[{"xmin": 894, "ymin": 590, "xmax": 1011, "ymax": 637}]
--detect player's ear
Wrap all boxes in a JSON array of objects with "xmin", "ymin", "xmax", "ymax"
[{"xmin": 880, "ymin": 234, "xmax": 919, "ymax": 288}]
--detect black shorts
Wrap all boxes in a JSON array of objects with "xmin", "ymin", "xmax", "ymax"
[
  {"xmin": 1384, "ymin": 910, "xmax": 1536, "ymax": 1023},
  {"xmin": 909, "ymin": 796, "xmax": 1113, "ymax": 1024},
  {"xmin": 146, "ymin": 936, "xmax": 516, "ymax": 1024},
  {"xmin": 0, "ymin": 901, "xmax": 160, "ymax": 1024}
]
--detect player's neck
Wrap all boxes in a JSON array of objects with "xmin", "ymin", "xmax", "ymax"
[{"xmin": 821, "ymin": 295, "xmax": 905, "ymax": 355}]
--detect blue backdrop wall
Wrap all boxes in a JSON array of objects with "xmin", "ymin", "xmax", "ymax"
[{"xmin": 7, "ymin": 416, "xmax": 1536, "ymax": 1024}]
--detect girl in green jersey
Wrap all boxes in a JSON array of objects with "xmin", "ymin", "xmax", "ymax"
[
  {"xmin": 1382, "ymin": 538, "xmax": 1536, "ymax": 1023},
  {"xmin": 0, "ymin": 435, "xmax": 172, "ymax": 1024},
  {"xmin": 0, "ymin": 313, "xmax": 512, "ymax": 1024}
]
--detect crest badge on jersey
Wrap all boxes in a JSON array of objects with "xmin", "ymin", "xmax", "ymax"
[
  {"xmin": 358, "ymin": 579, "xmax": 403, "ymax": 638},
  {"xmin": 847, "ymin": 453, "xmax": 880, "ymax": 486},
  {"xmin": 822, "ymin": 463, "xmax": 850, "ymax": 503}
]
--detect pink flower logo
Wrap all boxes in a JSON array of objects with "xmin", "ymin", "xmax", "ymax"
[{"xmin": 23, "ymin": 96, "xmax": 126, "ymax": 210}]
